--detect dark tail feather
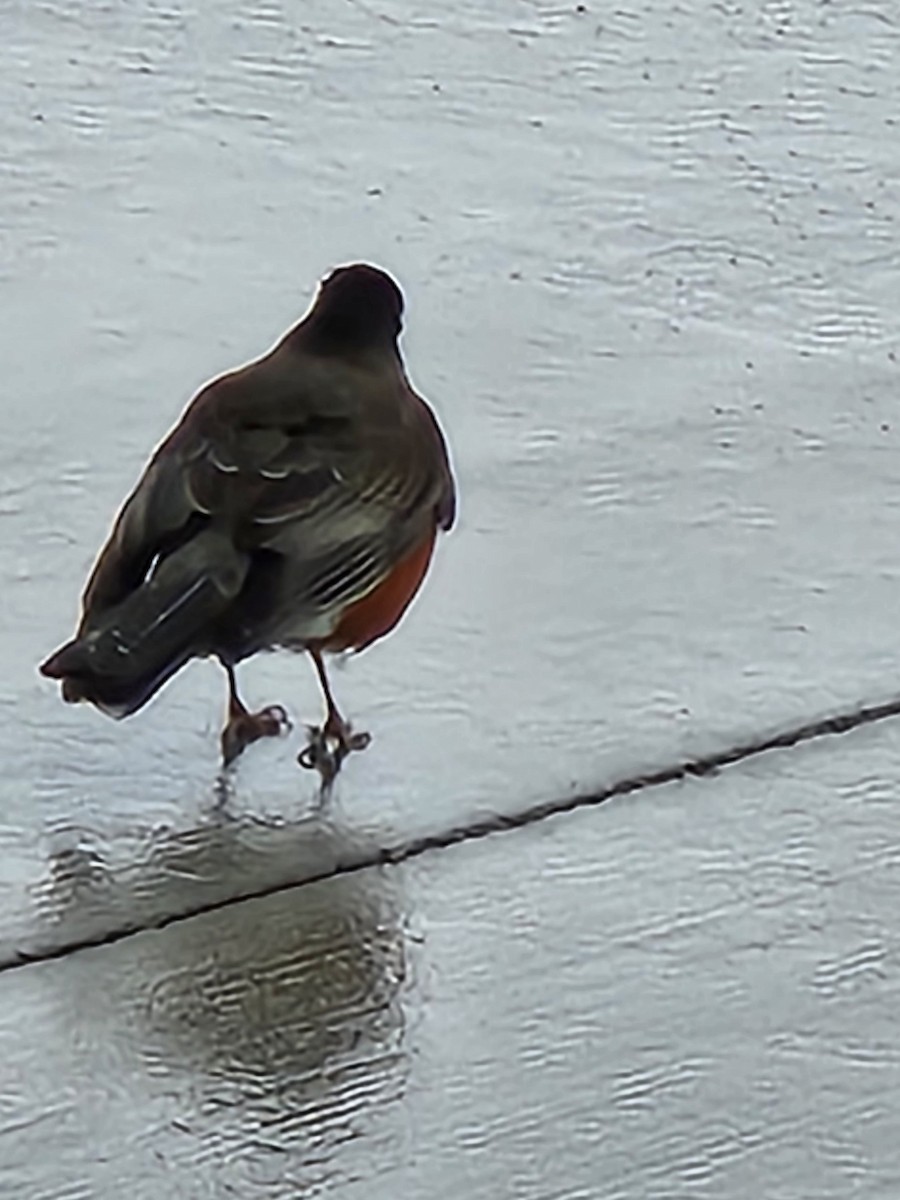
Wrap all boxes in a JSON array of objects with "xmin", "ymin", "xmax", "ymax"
[{"xmin": 40, "ymin": 532, "xmax": 249, "ymax": 718}]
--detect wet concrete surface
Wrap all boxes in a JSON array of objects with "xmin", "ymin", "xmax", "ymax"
[
  {"xmin": 3, "ymin": 0, "xmax": 900, "ymax": 1194},
  {"xmin": 4, "ymin": 735, "xmax": 900, "ymax": 1197}
]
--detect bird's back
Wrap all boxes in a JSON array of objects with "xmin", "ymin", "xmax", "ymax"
[{"xmin": 41, "ymin": 277, "xmax": 455, "ymax": 716}]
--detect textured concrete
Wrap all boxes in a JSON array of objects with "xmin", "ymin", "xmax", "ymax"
[{"xmin": 3, "ymin": 0, "xmax": 900, "ymax": 1195}]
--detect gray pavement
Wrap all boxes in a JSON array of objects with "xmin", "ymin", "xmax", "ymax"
[{"xmin": 3, "ymin": 0, "xmax": 900, "ymax": 1195}]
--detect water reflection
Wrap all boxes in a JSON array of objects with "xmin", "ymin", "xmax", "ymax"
[{"xmin": 33, "ymin": 815, "xmax": 410, "ymax": 1165}]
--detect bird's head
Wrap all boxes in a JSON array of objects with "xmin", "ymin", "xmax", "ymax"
[{"xmin": 305, "ymin": 263, "xmax": 404, "ymax": 351}]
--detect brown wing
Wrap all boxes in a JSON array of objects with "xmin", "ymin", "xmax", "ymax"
[{"xmin": 79, "ymin": 348, "xmax": 454, "ymax": 634}]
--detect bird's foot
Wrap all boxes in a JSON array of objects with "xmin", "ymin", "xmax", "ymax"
[
  {"xmin": 221, "ymin": 704, "xmax": 292, "ymax": 767},
  {"xmin": 297, "ymin": 714, "xmax": 371, "ymax": 790}
]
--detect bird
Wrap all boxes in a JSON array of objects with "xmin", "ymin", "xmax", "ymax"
[{"xmin": 40, "ymin": 263, "xmax": 457, "ymax": 786}]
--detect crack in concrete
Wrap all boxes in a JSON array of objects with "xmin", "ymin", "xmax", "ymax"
[{"xmin": 5, "ymin": 691, "xmax": 900, "ymax": 975}]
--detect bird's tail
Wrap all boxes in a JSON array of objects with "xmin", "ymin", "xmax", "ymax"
[{"xmin": 40, "ymin": 530, "xmax": 250, "ymax": 718}]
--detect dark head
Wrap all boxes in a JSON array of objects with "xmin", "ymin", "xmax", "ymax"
[{"xmin": 301, "ymin": 263, "xmax": 404, "ymax": 353}]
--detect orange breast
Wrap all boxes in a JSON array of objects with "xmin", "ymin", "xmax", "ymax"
[{"xmin": 318, "ymin": 526, "xmax": 438, "ymax": 653}]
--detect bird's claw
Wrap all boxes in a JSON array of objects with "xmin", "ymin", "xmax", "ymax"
[
  {"xmin": 345, "ymin": 729, "xmax": 372, "ymax": 752},
  {"xmin": 258, "ymin": 704, "xmax": 292, "ymax": 734},
  {"xmin": 297, "ymin": 721, "xmax": 371, "ymax": 788},
  {"xmin": 221, "ymin": 703, "xmax": 292, "ymax": 766}
]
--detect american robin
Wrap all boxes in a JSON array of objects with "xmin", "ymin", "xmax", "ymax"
[{"xmin": 41, "ymin": 264, "xmax": 456, "ymax": 785}]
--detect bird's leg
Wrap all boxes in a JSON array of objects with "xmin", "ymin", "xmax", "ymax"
[
  {"xmin": 220, "ymin": 662, "xmax": 292, "ymax": 766},
  {"xmin": 297, "ymin": 648, "xmax": 370, "ymax": 786}
]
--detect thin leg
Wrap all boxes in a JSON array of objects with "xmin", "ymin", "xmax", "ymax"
[
  {"xmin": 220, "ymin": 662, "xmax": 291, "ymax": 766},
  {"xmin": 298, "ymin": 648, "xmax": 370, "ymax": 787}
]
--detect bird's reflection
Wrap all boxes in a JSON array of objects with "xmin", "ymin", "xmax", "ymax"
[{"xmin": 36, "ymin": 811, "xmax": 411, "ymax": 1159}]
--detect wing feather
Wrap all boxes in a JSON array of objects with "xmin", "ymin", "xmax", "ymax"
[{"xmin": 78, "ymin": 347, "xmax": 454, "ymax": 643}]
